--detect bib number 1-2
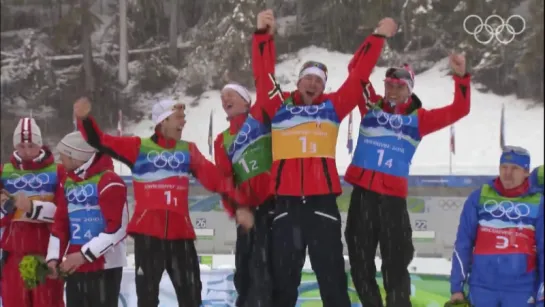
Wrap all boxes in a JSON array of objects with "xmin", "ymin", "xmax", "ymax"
[{"xmin": 237, "ymin": 158, "xmax": 259, "ymax": 173}]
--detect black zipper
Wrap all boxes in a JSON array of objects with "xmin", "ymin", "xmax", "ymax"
[
  {"xmin": 300, "ymin": 159, "xmax": 306, "ymax": 204},
  {"xmin": 164, "ymin": 210, "xmax": 169, "ymax": 238},
  {"xmin": 368, "ymin": 170, "xmax": 376, "ymax": 189}
]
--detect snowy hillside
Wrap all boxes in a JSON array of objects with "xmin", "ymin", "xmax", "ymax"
[{"xmin": 121, "ymin": 47, "xmax": 544, "ymax": 176}]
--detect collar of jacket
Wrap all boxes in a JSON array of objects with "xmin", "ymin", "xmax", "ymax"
[
  {"xmin": 228, "ymin": 113, "xmax": 248, "ymax": 134},
  {"xmin": 67, "ymin": 153, "xmax": 114, "ymax": 182},
  {"xmin": 151, "ymin": 128, "xmax": 177, "ymax": 149}
]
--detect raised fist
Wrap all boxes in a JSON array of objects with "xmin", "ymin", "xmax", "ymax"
[
  {"xmin": 73, "ymin": 97, "xmax": 92, "ymax": 120},
  {"xmin": 235, "ymin": 207, "xmax": 255, "ymax": 231},
  {"xmin": 257, "ymin": 9, "xmax": 275, "ymax": 35},
  {"xmin": 375, "ymin": 18, "xmax": 397, "ymax": 38},
  {"xmin": 449, "ymin": 53, "xmax": 466, "ymax": 76}
]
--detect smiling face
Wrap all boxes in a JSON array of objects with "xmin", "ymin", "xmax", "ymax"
[
  {"xmin": 297, "ymin": 74, "xmax": 325, "ymax": 105},
  {"xmin": 384, "ymin": 80, "xmax": 411, "ymax": 105},
  {"xmin": 159, "ymin": 104, "xmax": 186, "ymax": 140},
  {"xmin": 221, "ymin": 88, "xmax": 249, "ymax": 118}
]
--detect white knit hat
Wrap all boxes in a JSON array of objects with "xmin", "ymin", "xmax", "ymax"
[
  {"xmin": 56, "ymin": 131, "xmax": 96, "ymax": 162},
  {"xmin": 221, "ymin": 83, "xmax": 252, "ymax": 104},
  {"xmin": 13, "ymin": 117, "xmax": 43, "ymax": 147},
  {"xmin": 151, "ymin": 98, "xmax": 184, "ymax": 125}
]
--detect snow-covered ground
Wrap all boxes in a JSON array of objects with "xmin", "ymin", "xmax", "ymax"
[{"xmin": 120, "ymin": 46, "xmax": 544, "ymax": 176}]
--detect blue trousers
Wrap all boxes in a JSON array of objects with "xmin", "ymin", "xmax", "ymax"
[{"xmin": 470, "ymin": 286, "xmax": 536, "ymax": 307}]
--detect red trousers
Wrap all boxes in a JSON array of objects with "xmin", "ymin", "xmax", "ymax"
[{"xmin": 1, "ymin": 253, "xmax": 64, "ymax": 307}]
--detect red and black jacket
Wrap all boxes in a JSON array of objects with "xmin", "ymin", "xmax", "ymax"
[
  {"xmin": 252, "ymin": 30, "xmax": 386, "ymax": 196},
  {"xmin": 47, "ymin": 154, "xmax": 128, "ymax": 272},
  {"xmin": 0, "ymin": 148, "xmax": 65, "ymax": 255},
  {"xmin": 77, "ymin": 116, "xmax": 243, "ymax": 239},
  {"xmin": 344, "ymin": 56, "xmax": 471, "ymax": 198}
]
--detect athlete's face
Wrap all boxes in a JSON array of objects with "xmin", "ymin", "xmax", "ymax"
[
  {"xmin": 221, "ymin": 89, "xmax": 249, "ymax": 118},
  {"xmin": 499, "ymin": 163, "xmax": 529, "ymax": 189},
  {"xmin": 297, "ymin": 75, "xmax": 325, "ymax": 105},
  {"xmin": 59, "ymin": 153, "xmax": 85, "ymax": 171},
  {"xmin": 384, "ymin": 81, "xmax": 410, "ymax": 105},
  {"xmin": 161, "ymin": 105, "xmax": 186, "ymax": 140},
  {"xmin": 15, "ymin": 143, "xmax": 41, "ymax": 160}
]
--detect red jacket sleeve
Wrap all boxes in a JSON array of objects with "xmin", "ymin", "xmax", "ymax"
[
  {"xmin": 213, "ymin": 134, "xmax": 236, "ymax": 216},
  {"xmin": 81, "ymin": 172, "xmax": 128, "ymax": 262},
  {"xmin": 0, "ymin": 164, "xmax": 12, "ymax": 227},
  {"xmin": 330, "ymin": 34, "xmax": 386, "ymax": 120},
  {"xmin": 417, "ymin": 74, "xmax": 471, "ymax": 137},
  {"xmin": 78, "ymin": 116, "xmax": 141, "ymax": 168},
  {"xmin": 251, "ymin": 30, "xmax": 283, "ymax": 122},
  {"xmin": 189, "ymin": 142, "xmax": 246, "ymax": 210},
  {"xmin": 47, "ymin": 178, "xmax": 70, "ymax": 262}
]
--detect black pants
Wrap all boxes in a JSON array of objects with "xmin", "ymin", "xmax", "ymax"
[
  {"xmin": 65, "ymin": 267, "xmax": 123, "ymax": 307},
  {"xmin": 234, "ymin": 200, "xmax": 274, "ymax": 307},
  {"xmin": 271, "ymin": 195, "xmax": 350, "ymax": 307},
  {"xmin": 345, "ymin": 186, "xmax": 414, "ymax": 307},
  {"xmin": 133, "ymin": 234, "xmax": 202, "ymax": 307}
]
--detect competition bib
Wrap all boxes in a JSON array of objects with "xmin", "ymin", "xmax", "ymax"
[
  {"xmin": 65, "ymin": 175, "xmax": 105, "ymax": 245},
  {"xmin": 131, "ymin": 138, "xmax": 191, "ymax": 215},
  {"xmin": 474, "ymin": 185, "xmax": 541, "ymax": 258},
  {"xmin": 271, "ymin": 100, "xmax": 339, "ymax": 160},
  {"xmin": 1, "ymin": 163, "xmax": 57, "ymax": 222},
  {"xmin": 352, "ymin": 108, "xmax": 421, "ymax": 177},
  {"xmin": 224, "ymin": 115, "xmax": 272, "ymax": 185}
]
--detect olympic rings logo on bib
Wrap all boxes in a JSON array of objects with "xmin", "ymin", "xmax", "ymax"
[
  {"xmin": 286, "ymin": 103, "xmax": 326, "ymax": 116},
  {"xmin": 66, "ymin": 184, "xmax": 95, "ymax": 203},
  {"xmin": 229, "ymin": 123, "xmax": 252, "ymax": 155},
  {"xmin": 483, "ymin": 199, "xmax": 531, "ymax": 220},
  {"xmin": 146, "ymin": 150, "xmax": 186, "ymax": 168},
  {"xmin": 7, "ymin": 173, "xmax": 50, "ymax": 189},
  {"xmin": 372, "ymin": 109, "xmax": 412, "ymax": 129}
]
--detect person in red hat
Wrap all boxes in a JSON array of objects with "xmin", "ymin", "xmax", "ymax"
[
  {"xmin": 0, "ymin": 117, "xmax": 65, "ymax": 307},
  {"xmin": 343, "ymin": 51, "xmax": 471, "ymax": 306}
]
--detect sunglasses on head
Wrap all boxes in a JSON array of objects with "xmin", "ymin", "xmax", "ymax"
[
  {"xmin": 502, "ymin": 145, "xmax": 530, "ymax": 156},
  {"xmin": 302, "ymin": 61, "xmax": 328, "ymax": 75},
  {"xmin": 385, "ymin": 67, "xmax": 413, "ymax": 80}
]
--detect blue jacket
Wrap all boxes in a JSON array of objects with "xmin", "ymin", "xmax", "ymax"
[{"xmin": 450, "ymin": 180, "xmax": 544, "ymax": 299}]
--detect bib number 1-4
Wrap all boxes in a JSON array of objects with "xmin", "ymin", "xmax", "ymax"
[{"xmin": 376, "ymin": 149, "xmax": 393, "ymax": 168}]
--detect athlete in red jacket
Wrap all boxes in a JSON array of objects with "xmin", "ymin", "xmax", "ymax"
[
  {"xmin": 343, "ymin": 54, "xmax": 471, "ymax": 307},
  {"xmin": 213, "ymin": 77, "xmax": 279, "ymax": 305},
  {"xmin": 45, "ymin": 131, "xmax": 128, "ymax": 307},
  {"xmin": 253, "ymin": 10, "xmax": 396, "ymax": 307},
  {"xmin": 0, "ymin": 117, "xmax": 64, "ymax": 307},
  {"xmin": 74, "ymin": 97, "xmax": 250, "ymax": 307}
]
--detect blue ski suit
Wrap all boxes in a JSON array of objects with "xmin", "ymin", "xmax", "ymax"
[{"xmin": 450, "ymin": 180, "xmax": 544, "ymax": 307}]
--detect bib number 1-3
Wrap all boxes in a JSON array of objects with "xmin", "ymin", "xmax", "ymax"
[{"xmin": 377, "ymin": 149, "xmax": 393, "ymax": 168}]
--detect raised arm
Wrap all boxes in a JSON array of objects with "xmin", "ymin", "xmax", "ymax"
[
  {"xmin": 417, "ymin": 55, "xmax": 471, "ymax": 137},
  {"xmin": 329, "ymin": 18, "xmax": 397, "ymax": 120},
  {"xmin": 450, "ymin": 189, "xmax": 480, "ymax": 294},
  {"xmin": 81, "ymin": 172, "xmax": 128, "ymax": 262},
  {"xmin": 251, "ymin": 10, "xmax": 283, "ymax": 122},
  {"xmin": 74, "ymin": 98, "xmax": 141, "ymax": 168}
]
